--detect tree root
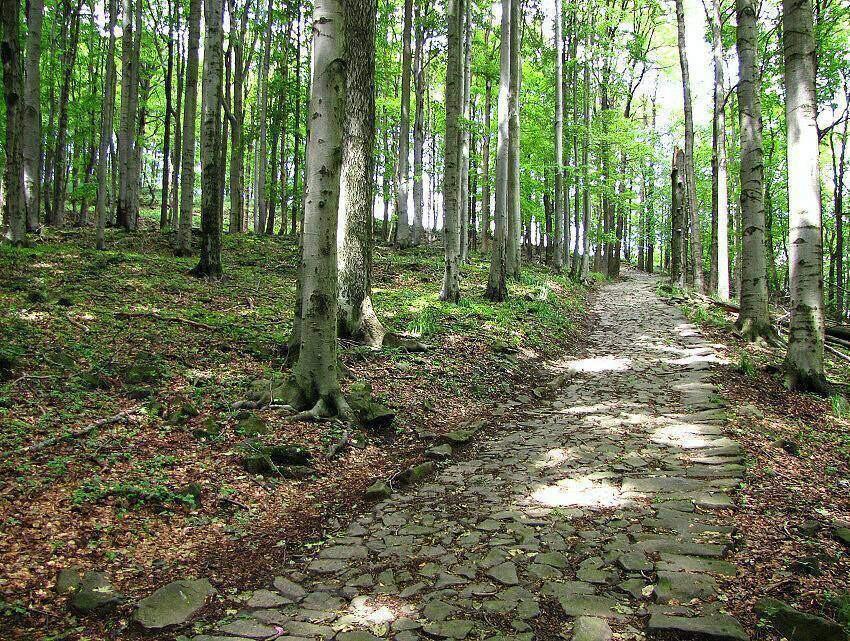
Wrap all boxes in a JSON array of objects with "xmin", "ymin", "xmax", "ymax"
[
  {"xmin": 734, "ymin": 316, "xmax": 782, "ymax": 347},
  {"xmin": 292, "ymin": 394, "xmax": 355, "ymax": 423},
  {"xmin": 382, "ymin": 332, "xmax": 430, "ymax": 352}
]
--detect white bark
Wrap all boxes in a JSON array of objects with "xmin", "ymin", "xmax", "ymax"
[
  {"xmin": 783, "ymin": 0, "xmax": 826, "ymax": 392},
  {"xmin": 395, "ymin": 0, "xmax": 414, "ymax": 247},
  {"xmin": 96, "ymin": 0, "xmax": 119, "ymax": 250},
  {"xmin": 177, "ymin": 0, "xmax": 202, "ymax": 255},
  {"xmin": 552, "ymin": 0, "xmax": 564, "ymax": 271},
  {"xmin": 23, "ymin": 0, "xmax": 43, "ymax": 230}
]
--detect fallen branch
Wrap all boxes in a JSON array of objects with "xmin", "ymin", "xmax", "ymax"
[
  {"xmin": 115, "ymin": 310, "xmax": 215, "ymax": 331},
  {"xmin": 825, "ymin": 343, "xmax": 850, "ymax": 365},
  {"xmin": 2, "ymin": 406, "xmax": 143, "ymax": 458}
]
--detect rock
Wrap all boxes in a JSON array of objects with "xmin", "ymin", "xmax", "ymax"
[
  {"xmin": 570, "ymin": 616, "xmax": 613, "ymax": 641},
  {"xmin": 647, "ymin": 613, "xmax": 748, "ymax": 640},
  {"xmin": 426, "ymin": 444, "xmax": 453, "ymax": 460},
  {"xmin": 617, "ymin": 552, "xmax": 652, "ymax": 572},
  {"xmin": 320, "ymin": 544, "xmax": 368, "ymax": 560},
  {"xmin": 240, "ymin": 441, "xmax": 312, "ymax": 476},
  {"xmin": 273, "ymin": 576, "xmax": 307, "ymax": 601},
  {"xmin": 337, "ymin": 632, "xmax": 383, "ymax": 641},
  {"xmin": 70, "ymin": 571, "xmax": 124, "ymax": 614},
  {"xmin": 365, "ymin": 481, "xmax": 391, "ymax": 500},
  {"xmin": 217, "ymin": 618, "xmax": 280, "ymax": 638},
  {"xmin": 133, "ymin": 578, "xmax": 214, "ymax": 629},
  {"xmin": 486, "ymin": 562, "xmax": 519, "ymax": 586},
  {"xmin": 284, "ymin": 620, "xmax": 336, "ymax": 639},
  {"xmin": 535, "ymin": 552, "xmax": 568, "ymax": 568},
  {"xmin": 774, "ymin": 438, "xmax": 800, "ymax": 456},
  {"xmin": 56, "ymin": 567, "xmax": 82, "ymax": 595},
  {"xmin": 654, "ymin": 571, "xmax": 717, "ymax": 602},
  {"xmin": 246, "ymin": 588, "xmax": 291, "ymax": 608},
  {"xmin": 654, "ymin": 553, "xmax": 737, "ymax": 577},
  {"xmin": 737, "ymin": 404, "xmax": 764, "ymax": 419},
  {"xmin": 754, "ymin": 597, "xmax": 846, "ymax": 641},
  {"xmin": 558, "ymin": 596, "xmax": 630, "ymax": 620},
  {"xmin": 442, "ymin": 429, "xmax": 474, "ymax": 445},
  {"xmin": 423, "ymin": 619, "xmax": 475, "ymax": 639},
  {"xmin": 832, "ymin": 524, "xmax": 850, "ymax": 546},
  {"xmin": 236, "ymin": 414, "xmax": 269, "ymax": 437},
  {"xmin": 347, "ymin": 381, "xmax": 395, "ymax": 429},
  {"xmin": 396, "ymin": 461, "xmax": 435, "ymax": 486}
]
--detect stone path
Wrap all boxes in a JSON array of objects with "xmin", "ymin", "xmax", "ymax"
[{"xmin": 195, "ymin": 272, "xmax": 749, "ymax": 641}]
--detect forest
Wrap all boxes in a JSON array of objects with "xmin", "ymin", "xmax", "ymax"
[{"xmin": 1, "ymin": 0, "xmax": 850, "ymax": 637}]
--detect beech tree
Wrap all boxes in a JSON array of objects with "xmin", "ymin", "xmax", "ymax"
[
  {"xmin": 783, "ymin": 0, "xmax": 827, "ymax": 392},
  {"xmin": 1, "ymin": 0, "xmax": 26, "ymax": 244},
  {"xmin": 177, "ymin": 0, "xmax": 202, "ymax": 256}
]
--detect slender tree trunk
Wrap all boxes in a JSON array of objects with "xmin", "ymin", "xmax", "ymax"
[
  {"xmin": 505, "ymin": 0, "xmax": 522, "ymax": 279},
  {"xmin": 394, "ymin": 0, "xmax": 414, "ymax": 247},
  {"xmin": 1, "ymin": 0, "xmax": 26, "ymax": 243},
  {"xmin": 337, "ymin": 0, "xmax": 384, "ymax": 346},
  {"xmin": 707, "ymin": 0, "xmax": 729, "ymax": 299},
  {"xmin": 290, "ymin": 0, "xmax": 352, "ymax": 418},
  {"xmin": 177, "ymin": 0, "xmax": 201, "ymax": 255},
  {"xmin": 290, "ymin": 9, "xmax": 302, "ymax": 236},
  {"xmin": 23, "ymin": 0, "xmax": 43, "ymax": 230},
  {"xmin": 96, "ymin": 0, "xmax": 118, "ymax": 250},
  {"xmin": 579, "ymin": 50, "xmax": 591, "ymax": 280},
  {"xmin": 783, "ymin": 0, "xmax": 826, "ymax": 392},
  {"xmin": 552, "ymin": 0, "xmax": 564, "ymax": 271},
  {"xmin": 671, "ymin": 148, "xmax": 686, "ymax": 288},
  {"xmin": 734, "ymin": 0, "xmax": 775, "ymax": 341},
  {"xmin": 229, "ymin": 4, "xmax": 247, "ymax": 233},
  {"xmin": 486, "ymin": 0, "xmax": 511, "ymax": 301},
  {"xmin": 411, "ymin": 1, "xmax": 426, "ymax": 245},
  {"xmin": 674, "ymin": 0, "xmax": 704, "ymax": 291},
  {"xmin": 51, "ymin": 6, "xmax": 80, "ymax": 229},
  {"xmin": 440, "ymin": 0, "xmax": 464, "ymax": 302},
  {"xmin": 458, "ymin": 4, "xmax": 472, "ymax": 262},
  {"xmin": 255, "ymin": 0, "xmax": 273, "ymax": 233},
  {"xmin": 832, "ymin": 118, "xmax": 847, "ymax": 321},
  {"xmin": 481, "ymin": 71, "xmax": 492, "ymax": 251},
  {"xmin": 160, "ymin": 0, "xmax": 175, "ymax": 230},
  {"xmin": 171, "ymin": 34, "xmax": 183, "ymax": 227},
  {"xmin": 192, "ymin": 0, "xmax": 224, "ymax": 277}
]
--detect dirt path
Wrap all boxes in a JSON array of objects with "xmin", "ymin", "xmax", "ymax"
[{"xmin": 193, "ymin": 272, "xmax": 749, "ymax": 641}]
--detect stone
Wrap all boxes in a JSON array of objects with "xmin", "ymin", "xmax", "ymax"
[
  {"xmin": 558, "ymin": 596, "xmax": 630, "ymax": 620},
  {"xmin": 217, "ymin": 619, "xmax": 281, "ymax": 638},
  {"xmin": 655, "ymin": 553, "xmax": 737, "ymax": 577},
  {"xmin": 320, "ymin": 544, "xmax": 368, "ymax": 560},
  {"xmin": 245, "ymin": 588, "xmax": 291, "ymax": 608},
  {"xmin": 570, "ymin": 616, "xmax": 613, "ymax": 641},
  {"xmin": 347, "ymin": 380, "xmax": 395, "ymax": 429},
  {"xmin": 832, "ymin": 525, "xmax": 850, "ymax": 546},
  {"xmin": 283, "ymin": 620, "xmax": 337, "ymax": 639},
  {"xmin": 647, "ymin": 613, "xmax": 749, "ymax": 641},
  {"xmin": 754, "ymin": 597, "xmax": 846, "ymax": 641},
  {"xmin": 55, "ymin": 567, "xmax": 82, "ymax": 595},
  {"xmin": 273, "ymin": 576, "xmax": 307, "ymax": 601},
  {"xmin": 654, "ymin": 570, "xmax": 717, "ymax": 602},
  {"xmin": 442, "ymin": 430, "xmax": 474, "ymax": 445},
  {"xmin": 337, "ymin": 632, "xmax": 383, "ymax": 641},
  {"xmin": 365, "ymin": 481, "xmax": 392, "ymax": 500},
  {"xmin": 236, "ymin": 414, "xmax": 269, "ymax": 437},
  {"xmin": 427, "ymin": 444, "xmax": 453, "ymax": 460},
  {"xmin": 70, "ymin": 572, "xmax": 124, "ymax": 614},
  {"xmin": 397, "ymin": 461, "xmax": 436, "ymax": 486},
  {"xmin": 535, "ymin": 552, "xmax": 568, "ymax": 568},
  {"xmin": 423, "ymin": 619, "xmax": 475, "ymax": 639},
  {"xmin": 133, "ymin": 578, "xmax": 214, "ymax": 629},
  {"xmin": 617, "ymin": 552, "xmax": 652, "ymax": 572},
  {"xmin": 486, "ymin": 562, "xmax": 519, "ymax": 586}
]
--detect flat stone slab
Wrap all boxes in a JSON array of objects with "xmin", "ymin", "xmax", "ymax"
[
  {"xmin": 559, "ymin": 595, "xmax": 632, "ymax": 620},
  {"xmin": 654, "ymin": 570, "xmax": 718, "ymax": 602},
  {"xmin": 133, "ymin": 578, "xmax": 214, "ymax": 629},
  {"xmin": 486, "ymin": 562, "xmax": 519, "ymax": 586},
  {"xmin": 570, "ymin": 616, "xmax": 613, "ymax": 641},
  {"xmin": 647, "ymin": 613, "xmax": 749, "ymax": 640}
]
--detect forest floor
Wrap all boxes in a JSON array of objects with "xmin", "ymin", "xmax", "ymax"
[
  {"xmin": 2, "ymin": 222, "xmax": 849, "ymax": 641},
  {"xmin": 0, "ymin": 220, "xmax": 589, "ymax": 640}
]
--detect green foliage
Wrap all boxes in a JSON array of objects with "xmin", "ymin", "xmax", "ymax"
[
  {"xmin": 830, "ymin": 394, "xmax": 850, "ymax": 420},
  {"xmin": 738, "ymin": 351, "xmax": 757, "ymax": 378}
]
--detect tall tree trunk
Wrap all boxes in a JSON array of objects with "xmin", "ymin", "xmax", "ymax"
[
  {"xmin": 486, "ymin": 0, "xmax": 511, "ymax": 301},
  {"xmin": 440, "ymin": 0, "xmax": 464, "ymax": 302},
  {"xmin": 707, "ymin": 0, "xmax": 729, "ymax": 299},
  {"xmin": 96, "ymin": 0, "xmax": 118, "ymax": 250},
  {"xmin": 290, "ymin": 9, "xmax": 302, "ymax": 236},
  {"xmin": 50, "ymin": 5, "xmax": 80, "ymax": 229},
  {"xmin": 783, "ymin": 0, "xmax": 826, "ymax": 392},
  {"xmin": 337, "ymin": 0, "xmax": 384, "ymax": 346},
  {"xmin": 160, "ymin": 0, "xmax": 176, "ymax": 230},
  {"xmin": 552, "ymin": 0, "xmax": 564, "ymax": 271},
  {"xmin": 23, "ymin": 0, "xmax": 43, "ymax": 230},
  {"xmin": 177, "ymin": 0, "xmax": 201, "ymax": 255},
  {"xmin": 734, "ymin": 0, "xmax": 775, "ymax": 341},
  {"xmin": 671, "ymin": 147, "xmax": 686, "ymax": 288},
  {"xmin": 117, "ymin": 0, "xmax": 140, "ymax": 230},
  {"xmin": 395, "ymin": 0, "xmax": 414, "ymax": 247},
  {"xmin": 171, "ymin": 33, "xmax": 183, "ymax": 227},
  {"xmin": 290, "ymin": 0, "xmax": 352, "ymax": 419},
  {"xmin": 578, "ymin": 49, "xmax": 591, "ymax": 280},
  {"xmin": 192, "ymin": 0, "xmax": 224, "ymax": 277},
  {"xmin": 831, "ymin": 117, "xmax": 847, "ymax": 321},
  {"xmin": 505, "ymin": 0, "xmax": 521, "ymax": 279},
  {"xmin": 674, "ymin": 0, "xmax": 704, "ymax": 291},
  {"xmin": 480, "ymin": 70, "xmax": 492, "ymax": 252},
  {"xmin": 255, "ymin": 0, "xmax": 273, "ymax": 233},
  {"xmin": 1, "ymin": 0, "xmax": 26, "ymax": 243},
  {"xmin": 458, "ymin": 4, "xmax": 471, "ymax": 262},
  {"xmin": 229, "ymin": 2, "xmax": 247, "ymax": 233},
  {"xmin": 411, "ymin": 0, "xmax": 426, "ymax": 245}
]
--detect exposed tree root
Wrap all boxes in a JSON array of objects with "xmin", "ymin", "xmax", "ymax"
[
  {"xmin": 292, "ymin": 394, "xmax": 355, "ymax": 423},
  {"xmin": 733, "ymin": 316, "xmax": 782, "ymax": 347},
  {"xmin": 382, "ymin": 332, "xmax": 430, "ymax": 352}
]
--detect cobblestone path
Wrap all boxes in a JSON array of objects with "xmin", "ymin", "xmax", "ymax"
[{"xmin": 195, "ymin": 272, "xmax": 749, "ymax": 641}]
